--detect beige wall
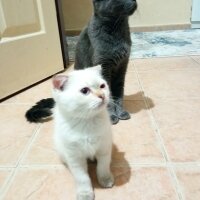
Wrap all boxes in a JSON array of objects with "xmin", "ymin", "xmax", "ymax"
[
  {"xmin": 131, "ymin": 0, "xmax": 192, "ymax": 30},
  {"xmin": 61, "ymin": 0, "xmax": 92, "ymax": 32},
  {"xmin": 62, "ymin": 0, "xmax": 192, "ymax": 33}
]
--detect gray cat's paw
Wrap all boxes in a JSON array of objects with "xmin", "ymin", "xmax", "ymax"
[
  {"xmin": 77, "ymin": 191, "xmax": 94, "ymax": 200},
  {"xmin": 98, "ymin": 173, "xmax": 114, "ymax": 188},
  {"xmin": 118, "ymin": 110, "xmax": 131, "ymax": 120},
  {"xmin": 110, "ymin": 114, "xmax": 119, "ymax": 124}
]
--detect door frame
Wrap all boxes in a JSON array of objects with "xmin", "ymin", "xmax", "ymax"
[
  {"xmin": 55, "ymin": 0, "xmax": 69, "ymax": 68},
  {"xmin": 191, "ymin": 0, "xmax": 200, "ymax": 28}
]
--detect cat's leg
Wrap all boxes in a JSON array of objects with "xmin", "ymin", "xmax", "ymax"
[
  {"xmin": 111, "ymin": 59, "xmax": 131, "ymax": 120},
  {"xmin": 65, "ymin": 157, "xmax": 94, "ymax": 200},
  {"xmin": 101, "ymin": 64, "xmax": 119, "ymax": 124},
  {"xmin": 74, "ymin": 28, "xmax": 93, "ymax": 70},
  {"xmin": 96, "ymin": 152, "xmax": 114, "ymax": 188}
]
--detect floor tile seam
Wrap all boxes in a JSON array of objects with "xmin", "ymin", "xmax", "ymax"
[
  {"xmin": 0, "ymin": 103, "xmax": 35, "ymax": 106},
  {"xmin": 112, "ymin": 162, "xmax": 167, "ymax": 168},
  {"xmin": 130, "ymin": 54, "xmax": 200, "ymax": 60},
  {"xmin": 124, "ymin": 97, "xmax": 200, "ymax": 103},
  {"xmin": 6, "ymin": 161, "xmax": 200, "ymax": 170},
  {"xmin": 0, "ymin": 167, "xmax": 15, "ymax": 170},
  {"xmin": 17, "ymin": 164, "xmax": 64, "ymax": 170},
  {"xmin": 171, "ymin": 162, "xmax": 200, "ymax": 167},
  {"xmin": 18, "ymin": 163, "xmax": 168, "ymax": 169},
  {"xmin": 136, "ymin": 68, "xmax": 200, "ymax": 73},
  {"xmin": 137, "ymin": 68, "xmax": 200, "ymax": 74},
  {"xmin": 135, "ymin": 66, "xmax": 184, "ymax": 200},
  {"xmin": 16, "ymin": 124, "xmax": 43, "ymax": 167},
  {"xmin": 134, "ymin": 66, "xmax": 170, "ymax": 163},
  {"xmin": 167, "ymin": 165, "xmax": 184, "ymax": 200},
  {"xmin": 125, "ymin": 96, "xmax": 200, "ymax": 102},
  {"xmin": 0, "ymin": 168, "xmax": 16, "ymax": 199},
  {"xmin": 0, "ymin": 124, "xmax": 42, "ymax": 199},
  {"xmin": 146, "ymin": 97, "xmax": 200, "ymax": 101}
]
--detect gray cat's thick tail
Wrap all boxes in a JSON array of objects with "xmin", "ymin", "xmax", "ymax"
[{"xmin": 25, "ymin": 98, "xmax": 55, "ymax": 123}]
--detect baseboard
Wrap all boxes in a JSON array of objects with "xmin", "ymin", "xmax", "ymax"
[
  {"xmin": 130, "ymin": 24, "xmax": 191, "ymax": 32},
  {"xmin": 65, "ymin": 24, "xmax": 191, "ymax": 36}
]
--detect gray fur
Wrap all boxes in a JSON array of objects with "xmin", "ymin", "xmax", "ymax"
[{"xmin": 75, "ymin": 0, "xmax": 137, "ymax": 124}]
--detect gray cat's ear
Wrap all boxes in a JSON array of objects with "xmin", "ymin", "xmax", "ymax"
[
  {"xmin": 92, "ymin": 65, "xmax": 102, "ymax": 73},
  {"xmin": 52, "ymin": 75, "xmax": 68, "ymax": 91}
]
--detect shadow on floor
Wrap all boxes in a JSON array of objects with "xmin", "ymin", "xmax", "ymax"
[
  {"xmin": 89, "ymin": 144, "xmax": 131, "ymax": 189},
  {"xmin": 124, "ymin": 91, "xmax": 155, "ymax": 114}
]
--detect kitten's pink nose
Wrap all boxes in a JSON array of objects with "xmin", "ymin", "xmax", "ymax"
[{"xmin": 98, "ymin": 94, "xmax": 105, "ymax": 100}]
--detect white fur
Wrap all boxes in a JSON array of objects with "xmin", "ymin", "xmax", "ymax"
[{"xmin": 53, "ymin": 66, "xmax": 114, "ymax": 200}]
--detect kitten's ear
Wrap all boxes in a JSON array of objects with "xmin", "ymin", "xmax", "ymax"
[
  {"xmin": 52, "ymin": 75, "xmax": 68, "ymax": 91},
  {"xmin": 92, "ymin": 65, "xmax": 102, "ymax": 74}
]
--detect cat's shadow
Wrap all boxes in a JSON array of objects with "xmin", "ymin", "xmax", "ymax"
[
  {"xmin": 88, "ymin": 144, "xmax": 131, "ymax": 189},
  {"xmin": 124, "ymin": 91, "xmax": 155, "ymax": 113}
]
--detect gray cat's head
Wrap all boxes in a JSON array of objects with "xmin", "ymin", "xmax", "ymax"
[
  {"xmin": 52, "ymin": 65, "xmax": 110, "ymax": 118},
  {"xmin": 93, "ymin": 0, "xmax": 137, "ymax": 17}
]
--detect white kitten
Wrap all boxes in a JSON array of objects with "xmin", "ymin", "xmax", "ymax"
[{"xmin": 52, "ymin": 65, "xmax": 114, "ymax": 200}]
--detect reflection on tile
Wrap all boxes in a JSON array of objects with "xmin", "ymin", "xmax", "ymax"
[
  {"xmin": 0, "ymin": 170, "xmax": 11, "ymax": 191},
  {"xmin": 95, "ymin": 167, "xmax": 177, "ymax": 200},
  {"xmin": 4, "ymin": 168, "xmax": 76, "ymax": 200},
  {"xmin": 135, "ymin": 56, "xmax": 200, "ymax": 72},
  {"xmin": 22, "ymin": 121, "xmax": 61, "ymax": 165},
  {"xmin": 151, "ymin": 100, "xmax": 200, "ymax": 162},
  {"xmin": 138, "ymin": 70, "xmax": 200, "ymax": 100},
  {"xmin": 175, "ymin": 166, "xmax": 200, "ymax": 200},
  {"xmin": 0, "ymin": 105, "xmax": 38, "ymax": 166},
  {"xmin": 112, "ymin": 101, "xmax": 164, "ymax": 164},
  {"xmin": 124, "ymin": 68, "xmax": 143, "ymax": 100},
  {"xmin": 3, "ymin": 80, "xmax": 52, "ymax": 104}
]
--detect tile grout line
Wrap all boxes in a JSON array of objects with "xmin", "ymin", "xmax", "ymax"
[
  {"xmin": 0, "ymin": 103, "xmax": 34, "ymax": 106},
  {"xmin": 2, "ymin": 161, "xmax": 200, "ymax": 170},
  {"xmin": 134, "ymin": 65, "xmax": 183, "ymax": 200},
  {"xmin": 0, "ymin": 168, "xmax": 15, "ymax": 200},
  {"xmin": 0, "ymin": 124, "xmax": 42, "ymax": 199},
  {"xmin": 133, "ymin": 64, "xmax": 168, "ymax": 162},
  {"xmin": 130, "ymin": 55, "xmax": 200, "ymax": 60},
  {"xmin": 18, "ymin": 163, "xmax": 167, "ymax": 169},
  {"xmin": 133, "ymin": 64, "xmax": 184, "ymax": 200}
]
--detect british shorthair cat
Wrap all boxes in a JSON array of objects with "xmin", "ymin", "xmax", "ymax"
[{"xmin": 53, "ymin": 66, "xmax": 114, "ymax": 200}]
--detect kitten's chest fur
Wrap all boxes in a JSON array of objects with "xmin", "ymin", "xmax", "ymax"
[{"xmin": 54, "ymin": 110, "xmax": 112, "ymax": 160}]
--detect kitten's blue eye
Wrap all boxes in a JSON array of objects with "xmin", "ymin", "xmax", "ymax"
[
  {"xmin": 80, "ymin": 87, "xmax": 90, "ymax": 95},
  {"xmin": 100, "ymin": 83, "xmax": 106, "ymax": 89}
]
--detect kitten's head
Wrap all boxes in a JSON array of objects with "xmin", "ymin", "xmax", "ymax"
[
  {"xmin": 93, "ymin": 0, "xmax": 137, "ymax": 17},
  {"xmin": 52, "ymin": 65, "xmax": 110, "ymax": 118}
]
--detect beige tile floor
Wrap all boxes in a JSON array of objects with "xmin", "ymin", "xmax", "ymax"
[{"xmin": 0, "ymin": 56, "xmax": 200, "ymax": 200}]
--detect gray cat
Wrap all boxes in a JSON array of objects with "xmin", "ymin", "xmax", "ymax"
[{"xmin": 25, "ymin": 0, "xmax": 137, "ymax": 124}]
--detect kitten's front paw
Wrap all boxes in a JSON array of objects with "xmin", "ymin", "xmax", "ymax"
[
  {"xmin": 77, "ymin": 191, "xmax": 94, "ymax": 200},
  {"xmin": 118, "ymin": 110, "xmax": 131, "ymax": 120},
  {"xmin": 98, "ymin": 173, "xmax": 114, "ymax": 188},
  {"xmin": 110, "ymin": 114, "xmax": 119, "ymax": 125}
]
